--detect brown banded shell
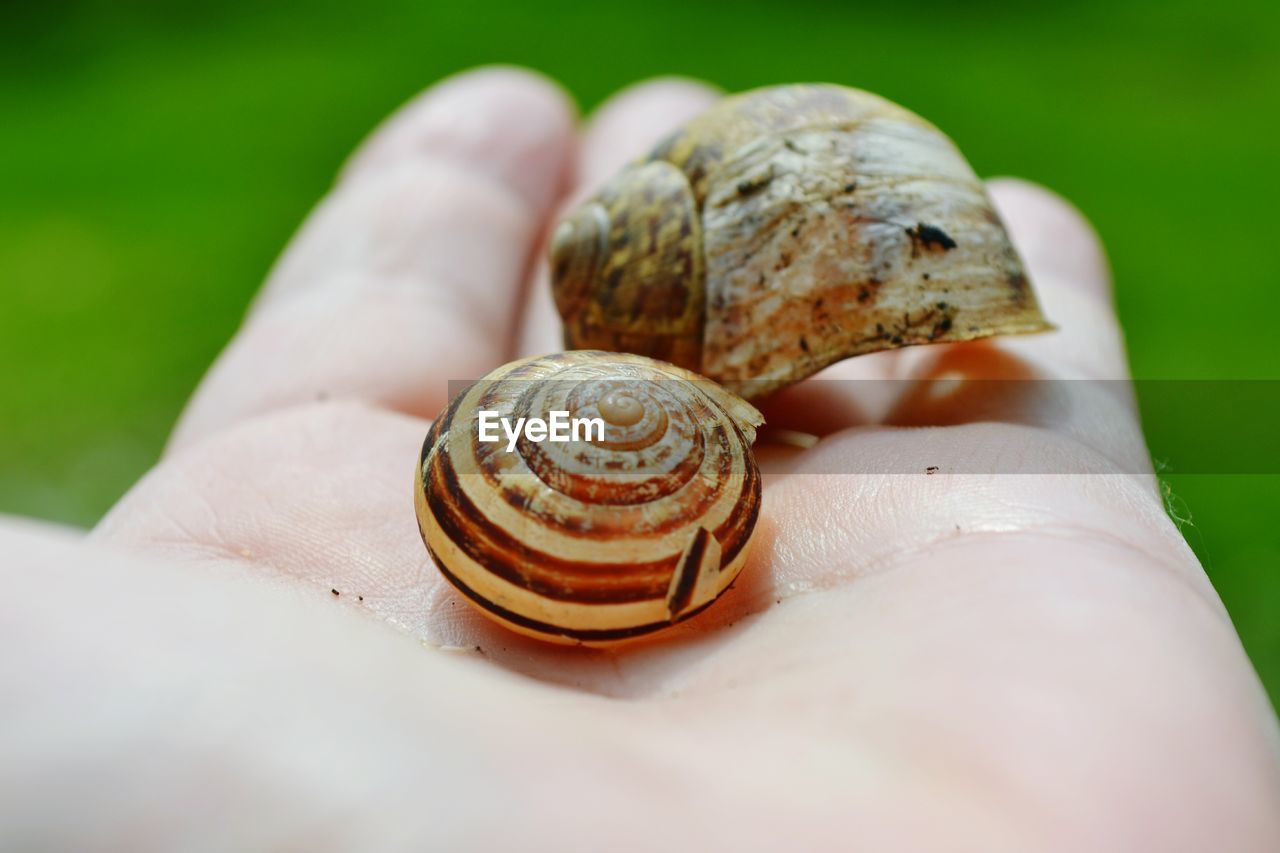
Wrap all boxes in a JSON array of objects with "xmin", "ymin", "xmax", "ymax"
[
  {"xmin": 551, "ymin": 83, "xmax": 1053, "ymax": 400},
  {"xmin": 415, "ymin": 351, "xmax": 763, "ymax": 644}
]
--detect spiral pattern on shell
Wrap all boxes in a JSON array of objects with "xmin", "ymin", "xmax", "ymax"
[
  {"xmin": 551, "ymin": 83, "xmax": 1053, "ymax": 400},
  {"xmin": 415, "ymin": 351, "xmax": 764, "ymax": 644}
]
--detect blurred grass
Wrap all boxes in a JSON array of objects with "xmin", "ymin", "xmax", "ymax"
[{"xmin": 1, "ymin": 0, "xmax": 1276, "ymax": 702}]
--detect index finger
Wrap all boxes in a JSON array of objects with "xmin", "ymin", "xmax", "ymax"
[{"xmin": 170, "ymin": 67, "xmax": 576, "ymax": 452}]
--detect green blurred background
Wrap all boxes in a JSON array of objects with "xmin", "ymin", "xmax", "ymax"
[{"xmin": 2, "ymin": 1, "xmax": 1276, "ymax": 702}]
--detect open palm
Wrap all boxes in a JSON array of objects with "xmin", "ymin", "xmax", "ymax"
[{"xmin": 4, "ymin": 69, "xmax": 1277, "ymax": 851}]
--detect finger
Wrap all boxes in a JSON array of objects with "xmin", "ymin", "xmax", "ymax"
[
  {"xmin": 339, "ymin": 67, "xmax": 571, "ymax": 215},
  {"xmin": 766, "ymin": 179, "xmax": 1122, "ymax": 436},
  {"xmin": 885, "ymin": 179, "xmax": 1151, "ymax": 475},
  {"xmin": 516, "ymin": 78, "xmax": 721, "ymax": 358},
  {"xmin": 170, "ymin": 67, "xmax": 576, "ymax": 452},
  {"xmin": 915, "ymin": 177, "xmax": 1124, "ymax": 381},
  {"xmin": 577, "ymin": 78, "xmax": 723, "ymax": 194}
]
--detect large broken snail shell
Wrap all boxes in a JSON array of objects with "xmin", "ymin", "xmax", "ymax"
[
  {"xmin": 415, "ymin": 351, "xmax": 763, "ymax": 644},
  {"xmin": 551, "ymin": 83, "xmax": 1051, "ymax": 400}
]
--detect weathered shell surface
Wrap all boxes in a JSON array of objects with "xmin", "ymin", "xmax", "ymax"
[
  {"xmin": 415, "ymin": 351, "xmax": 763, "ymax": 644},
  {"xmin": 552, "ymin": 84, "xmax": 1052, "ymax": 399}
]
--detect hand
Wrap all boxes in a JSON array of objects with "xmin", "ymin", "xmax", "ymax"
[{"xmin": 3, "ymin": 68, "xmax": 1277, "ymax": 851}]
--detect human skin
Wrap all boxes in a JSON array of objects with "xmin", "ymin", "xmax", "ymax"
[{"xmin": 1, "ymin": 68, "xmax": 1277, "ymax": 851}]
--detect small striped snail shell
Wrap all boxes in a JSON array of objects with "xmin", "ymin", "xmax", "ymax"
[
  {"xmin": 551, "ymin": 83, "xmax": 1052, "ymax": 400},
  {"xmin": 415, "ymin": 351, "xmax": 763, "ymax": 644}
]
